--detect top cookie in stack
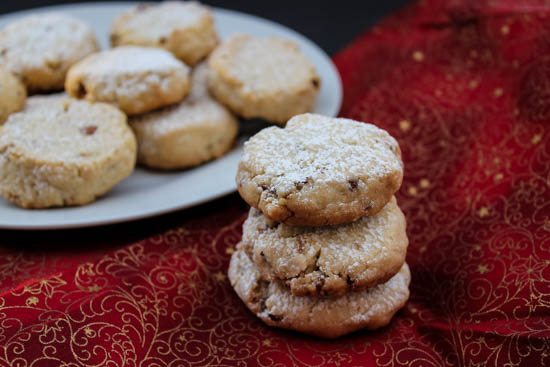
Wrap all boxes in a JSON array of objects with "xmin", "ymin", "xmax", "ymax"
[
  {"xmin": 229, "ymin": 113, "xmax": 410, "ymax": 338},
  {"xmin": 236, "ymin": 113, "xmax": 403, "ymax": 226}
]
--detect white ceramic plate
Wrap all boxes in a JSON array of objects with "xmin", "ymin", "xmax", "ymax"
[{"xmin": 0, "ymin": 2, "xmax": 342, "ymax": 230}]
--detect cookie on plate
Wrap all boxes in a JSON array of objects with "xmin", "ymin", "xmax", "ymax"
[
  {"xmin": 228, "ymin": 249, "xmax": 411, "ymax": 338},
  {"xmin": 0, "ymin": 13, "xmax": 99, "ymax": 92},
  {"xmin": 130, "ymin": 63, "xmax": 238, "ymax": 169},
  {"xmin": 0, "ymin": 68, "xmax": 26, "ymax": 124},
  {"xmin": 236, "ymin": 113, "xmax": 403, "ymax": 227},
  {"xmin": 207, "ymin": 34, "xmax": 320, "ymax": 124},
  {"xmin": 0, "ymin": 95, "xmax": 136, "ymax": 208},
  {"xmin": 110, "ymin": 1, "xmax": 218, "ymax": 66},
  {"xmin": 241, "ymin": 196, "xmax": 408, "ymax": 297},
  {"xmin": 65, "ymin": 46, "xmax": 190, "ymax": 115}
]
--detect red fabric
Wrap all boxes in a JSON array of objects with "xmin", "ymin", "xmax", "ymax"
[{"xmin": 1, "ymin": 0, "xmax": 550, "ymax": 365}]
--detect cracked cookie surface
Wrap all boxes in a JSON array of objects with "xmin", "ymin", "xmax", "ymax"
[
  {"xmin": 110, "ymin": 1, "xmax": 218, "ymax": 66},
  {"xmin": 65, "ymin": 46, "xmax": 190, "ymax": 115},
  {"xmin": 228, "ymin": 249, "xmax": 411, "ymax": 338},
  {"xmin": 129, "ymin": 63, "xmax": 238, "ymax": 169},
  {"xmin": 207, "ymin": 34, "xmax": 320, "ymax": 124},
  {"xmin": 241, "ymin": 196, "xmax": 408, "ymax": 297},
  {"xmin": 0, "ymin": 13, "xmax": 99, "ymax": 92},
  {"xmin": 236, "ymin": 113, "xmax": 404, "ymax": 226},
  {"xmin": 0, "ymin": 95, "xmax": 136, "ymax": 208}
]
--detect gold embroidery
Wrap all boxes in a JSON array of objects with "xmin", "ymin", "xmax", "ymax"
[
  {"xmin": 399, "ymin": 120, "xmax": 411, "ymax": 132},
  {"xmin": 477, "ymin": 264, "xmax": 489, "ymax": 274},
  {"xmin": 413, "ymin": 50, "xmax": 424, "ymax": 62},
  {"xmin": 25, "ymin": 296, "xmax": 38, "ymax": 306},
  {"xmin": 478, "ymin": 207, "xmax": 489, "ymax": 217},
  {"xmin": 531, "ymin": 134, "xmax": 542, "ymax": 144}
]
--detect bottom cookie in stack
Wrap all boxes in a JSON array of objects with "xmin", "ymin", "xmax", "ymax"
[{"xmin": 229, "ymin": 249, "xmax": 410, "ymax": 339}]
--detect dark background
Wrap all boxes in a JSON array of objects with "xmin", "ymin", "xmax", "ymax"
[{"xmin": 0, "ymin": 0, "xmax": 412, "ymax": 55}]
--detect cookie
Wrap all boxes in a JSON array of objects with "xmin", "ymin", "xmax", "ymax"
[
  {"xmin": 241, "ymin": 196, "xmax": 408, "ymax": 297},
  {"xmin": 0, "ymin": 13, "xmax": 99, "ymax": 92},
  {"xmin": 228, "ymin": 249, "xmax": 411, "ymax": 338},
  {"xmin": 129, "ymin": 63, "xmax": 238, "ymax": 169},
  {"xmin": 207, "ymin": 34, "xmax": 320, "ymax": 124},
  {"xmin": 236, "ymin": 113, "xmax": 403, "ymax": 226},
  {"xmin": 0, "ymin": 68, "xmax": 26, "ymax": 124},
  {"xmin": 65, "ymin": 46, "xmax": 191, "ymax": 115},
  {"xmin": 110, "ymin": 1, "xmax": 218, "ymax": 66},
  {"xmin": 0, "ymin": 96, "xmax": 136, "ymax": 208}
]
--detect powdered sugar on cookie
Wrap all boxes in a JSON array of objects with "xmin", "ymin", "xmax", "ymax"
[
  {"xmin": 228, "ymin": 249, "xmax": 411, "ymax": 338},
  {"xmin": 65, "ymin": 46, "xmax": 191, "ymax": 115},
  {"xmin": 237, "ymin": 113, "xmax": 404, "ymax": 226},
  {"xmin": 0, "ymin": 96, "xmax": 136, "ymax": 208},
  {"xmin": 241, "ymin": 196, "xmax": 408, "ymax": 297},
  {"xmin": 110, "ymin": 2, "xmax": 218, "ymax": 65},
  {"xmin": 207, "ymin": 34, "xmax": 320, "ymax": 124},
  {"xmin": 0, "ymin": 13, "xmax": 98, "ymax": 91}
]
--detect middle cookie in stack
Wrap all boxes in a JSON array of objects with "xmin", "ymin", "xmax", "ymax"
[{"xmin": 229, "ymin": 113, "xmax": 410, "ymax": 338}]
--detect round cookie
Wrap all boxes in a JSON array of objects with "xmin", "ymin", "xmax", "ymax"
[
  {"xmin": 110, "ymin": 1, "xmax": 218, "ymax": 66},
  {"xmin": 0, "ymin": 68, "xmax": 26, "ymax": 124},
  {"xmin": 207, "ymin": 34, "xmax": 320, "ymax": 124},
  {"xmin": 0, "ymin": 13, "xmax": 98, "ymax": 92},
  {"xmin": 228, "ymin": 249, "xmax": 411, "ymax": 339},
  {"xmin": 241, "ymin": 196, "xmax": 408, "ymax": 297},
  {"xmin": 0, "ymin": 96, "xmax": 137, "ymax": 208},
  {"xmin": 65, "ymin": 46, "xmax": 191, "ymax": 115},
  {"xmin": 130, "ymin": 63, "xmax": 238, "ymax": 169},
  {"xmin": 236, "ymin": 113, "xmax": 404, "ymax": 227}
]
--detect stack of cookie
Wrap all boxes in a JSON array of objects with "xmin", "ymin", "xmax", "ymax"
[{"xmin": 228, "ymin": 113, "xmax": 411, "ymax": 338}]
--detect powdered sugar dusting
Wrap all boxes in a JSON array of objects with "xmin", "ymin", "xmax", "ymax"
[
  {"xmin": 72, "ymin": 46, "xmax": 186, "ymax": 75},
  {"xmin": 115, "ymin": 2, "xmax": 210, "ymax": 41},
  {"xmin": 130, "ymin": 63, "xmax": 234, "ymax": 134},
  {"xmin": 242, "ymin": 113, "xmax": 403, "ymax": 197},
  {"xmin": 0, "ymin": 13, "xmax": 97, "ymax": 73},
  {"xmin": 242, "ymin": 196, "xmax": 407, "ymax": 294},
  {"xmin": 214, "ymin": 34, "xmax": 318, "ymax": 92},
  {"xmin": 67, "ymin": 46, "xmax": 190, "ymax": 104},
  {"xmin": 228, "ymin": 250, "xmax": 411, "ymax": 338},
  {"xmin": 0, "ymin": 96, "xmax": 131, "ymax": 163}
]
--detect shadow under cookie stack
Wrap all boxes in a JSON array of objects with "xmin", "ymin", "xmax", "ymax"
[{"xmin": 228, "ymin": 113, "xmax": 411, "ymax": 338}]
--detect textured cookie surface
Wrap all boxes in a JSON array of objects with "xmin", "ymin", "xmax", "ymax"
[
  {"xmin": 0, "ymin": 13, "xmax": 98, "ymax": 92},
  {"xmin": 241, "ymin": 196, "xmax": 408, "ymax": 297},
  {"xmin": 0, "ymin": 68, "xmax": 26, "ymax": 124},
  {"xmin": 228, "ymin": 249, "xmax": 411, "ymax": 339},
  {"xmin": 65, "ymin": 46, "xmax": 190, "ymax": 115},
  {"xmin": 207, "ymin": 34, "xmax": 320, "ymax": 124},
  {"xmin": 237, "ymin": 113, "xmax": 404, "ymax": 226},
  {"xmin": 111, "ymin": 1, "xmax": 218, "ymax": 66},
  {"xmin": 0, "ymin": 96, "xmax": 137, "ymax": 208},
  {"xmin": 130, "ymin": 63, "xmax": 238, "ymax": 169}
]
